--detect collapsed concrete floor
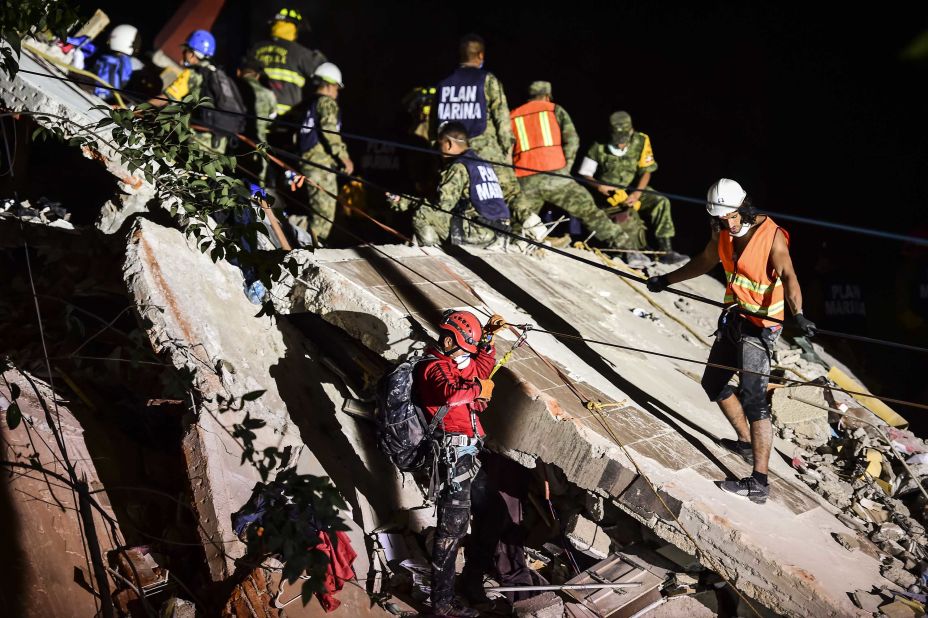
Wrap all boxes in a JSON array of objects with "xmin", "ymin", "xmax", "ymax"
[{"xmin": 4, "ymin": 44, "xmax": 928, "ymax": 618}]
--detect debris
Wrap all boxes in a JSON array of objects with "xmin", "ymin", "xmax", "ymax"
[
  {"xmin": 630, "ymin": 307, "xmax": 660, "ymax": 322},
  {"xmin": 833, "ymin": 532, "xmax": 859, "ymax": 552},
  {"xmin": 512, "ymin": 591, "xmax": 564, "ymax": 618},
  {"xmin": 850, "ymin": 589, "xmax": 885, "ymax": 612},
  {"xmin": 882, "ymin": 561, "xmax": 919, "ymax": 589},
  {"xmin": 827, "ymin": 366, "xmax": 908, "ymax": 428},
  {"xmin": 565, "ymin": 513, "xmax": 612, "ymax": 559},
  {"xmin": 655, "ymin": 544, "xmax": 702, "ymax": 572},
  {"xmin": 879, "ymin": 599, "xmax": 922, "ymax": 618},
  {"xmin": 563, "ymin": 553, "xmax": 663, "ymax": 617},
  {"xmin": 773, "ymin": 387, "xmax": 831, "ymax": 446}
]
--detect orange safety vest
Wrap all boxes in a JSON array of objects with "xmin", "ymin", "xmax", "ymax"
[
  {"xmin": 718, "ymin": 216, "xmax": 789, "ymax": 328},
  {"xmin": 510, "ymin": 100, "xmax": 567, "ymax": 177}
]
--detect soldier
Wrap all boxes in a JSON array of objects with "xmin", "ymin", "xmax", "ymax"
[
  {"xmin": 510, "ymin": 81, "xmax": 647, "ymax": 262},
  {"xmin": 579, "ymin": 111, "xmax": 687, "ymax": 264},
  {"xmin": 247, "ymin": 8, "xmax": 326, "ymax": 116},
  {"xmin": 430, "ymin": 34, "xmax": 530, "ymax": 221},
  {"xmin": 236, "ymin": 58, "xmax": 277, "ymax": 184},
  {"xmin": 292, "ymin": 62, "xmax": 354, "ymax": 244},
  {"xmin": 389, "ymin": 122, "xmax": 511, "ymax": 247}
]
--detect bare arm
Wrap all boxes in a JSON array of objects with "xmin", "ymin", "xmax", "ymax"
[
  {"xmin": 666, "ymin": 232, "xmax": 720, "ymax": 285},
  {"xmin": 769, "ymin": 229, "xmax": 803, "ymax": 315}
]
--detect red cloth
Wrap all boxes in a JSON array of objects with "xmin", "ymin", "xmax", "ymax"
[
  {"xmin": 315, "ymin": 530, "xmax": 357, "ymax": 612},
  {"xmin": 415, "ymin": 344, "xmax": 496, "ymax": 436}
]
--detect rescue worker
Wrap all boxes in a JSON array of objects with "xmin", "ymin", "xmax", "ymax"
[
  {"xmin": 92, "ymin": 24, "xmax": 143, "ymax": 103},
  {"xmin": 510, "ymin": 81, "xmax": 644, "ymax": 255},
  {"xmin": 236, "ymin": 58, "xmax": 277, "ymax": 184},
  {"xmin": 247, "ymin": 7, "xmax": 326, "ymax": 116},
  {"xmin": 292, "ymin": 62, "xmax": 353, "ymax": 243},
  {"xmin": 389, "ymin": 122, "xmax": 511, "ymax": 247},
  {"xmin": 415, "ymin": 309, "xmax": 507, "ymax": 616},
  {"xmin": 430, "ymin": 34, "xmax": 530, "ymax": 221},
  {"xmin": 647, "ymin": 179, "xmax": 817, "ymax": 503},
  {"xmin": 151, "ymin": 30, "xmax": 231, "ymax": 154},
  {"xmin": 579, "ymin": 111, "xmax": 687, "ymax": 264}
]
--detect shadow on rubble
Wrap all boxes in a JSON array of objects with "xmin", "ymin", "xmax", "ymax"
[
  {"xmin": 447, "ymin": 247, "xmax": 736, "ymax": 477},
  {"xmin": 0, "ymin": 468, "xmax": 27, "ymax": 618}
]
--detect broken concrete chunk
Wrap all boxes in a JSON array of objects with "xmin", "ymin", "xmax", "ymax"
[
  {"xmin": 850, "ymin": 589, "xmax": 884, "ymax": 613},
  {"xmin": 512, "ymin": 591, "xmax": 564, "ymax": 618},
  {"xmin": 565, "ymin": 512, "xmax": 612, "ymax": 559},
  {"xmin": 655, "ymin": 544, "xmax": 702, "ymax": 572},
  {"xmin": 873, "ymin": 523, "xmax": 907, "ymax": 544},
  {"xmin": 881, "ymin": 562, "xmax": 919, "ymax": 589},
  {"xmin": 771, "ymin": 386, "xmax": 831, "ymax": 446},
  {"xmin": 879, "ymin": 599, "xmax": 922, "ymax": 618},
  {"xmin": 833, "ymin": 532, "xmax": 860, "ymax": 552}
]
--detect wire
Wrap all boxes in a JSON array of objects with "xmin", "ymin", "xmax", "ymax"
[
  {"xmin": 263, "ymin": 142, "xmax": 928, "ymax": 356},
  {"xmin": 11, "ymin": 66, "xmax": 928, "ymax": 248}
]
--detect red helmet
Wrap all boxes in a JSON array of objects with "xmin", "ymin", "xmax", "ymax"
[{"xmin": 439, "ymin": 310, "xmax": 483, "ymax": 354}]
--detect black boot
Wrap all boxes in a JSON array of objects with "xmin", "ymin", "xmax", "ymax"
[
  {"xmin": 657, "ymin": 237, "xmax": 687, "ymax": 264},
  {"xmin": 432, "ymin": 599, "xmax": 480, "ymax": 617}
]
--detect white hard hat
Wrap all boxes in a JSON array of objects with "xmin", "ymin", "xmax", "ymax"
[
  {"xmin": 314, "ymin": 62, "xmax": 343, "ymax": 87},
  {"xmin": 108, "ymin": 24, "xmax": 138, "ymax": 56},
  {"xmin": 706, "ymin": 178, "xmax": 747, "ymax": 216}
]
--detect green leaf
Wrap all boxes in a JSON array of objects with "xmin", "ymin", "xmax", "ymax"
[
  {"xmin": 9, "ymin": 383, "xmax": 20, "ymax": 401},
  {"xmin": 6, "ymin": 402, "xmax": 22, "ymax": 430}
]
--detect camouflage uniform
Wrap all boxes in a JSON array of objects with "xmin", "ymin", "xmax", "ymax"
[
  {"xmin": 293, "ymin": 94, "xmax": 348, "ymax": 241},
  {"xmin": 584, "ymin": 132, "xmax": 675, "ymax": 245},
  {"xmin": 430, "ymin": 71, "xmax": 530, "ymax": 221},
  {"xmin": 241, "ymin": 75, "xmax": 277, "ymax": 184},
  {"xmin": 396, "ymin": 162, "xmax": 500, "ymax": 247},
  {"xmin": 516, "ymin": 104, "xmax": 637, "ymax": 248},
  {"xmin": 164, "ymin": 62, "xmax": 227, "ymax": 154}
]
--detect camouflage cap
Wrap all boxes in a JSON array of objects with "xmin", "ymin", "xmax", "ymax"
[
  {"xmin": 609, "ymin": 111, "xmax": 633, "ymax": 131},
  {"xmin": 528, "ymin": 81, "xmax": 552, "ymax": 97}
]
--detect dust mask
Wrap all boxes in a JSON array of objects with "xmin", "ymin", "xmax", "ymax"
[
  {"xmin": 455, "ymin": 354, "xmax": 472, "ymax": 370},
  {"xmin": 607, "ymin": 144, "xmax": 628, "ymax": 156},
  {"xmin": 730, "ymin": 222, "xmax": 753, "ymax": 237}
]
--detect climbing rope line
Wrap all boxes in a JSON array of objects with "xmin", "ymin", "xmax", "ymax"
[
  {"xmin": 263, "ymin": 142, "xmax": 928, "ymax": 356},
  {"xmin": 11, "ymin": 67, "xmax": 928, "ymax": 248},
  {"xmin": 257, "ymin": 167, "xmax": 765, "ymax": 618}
]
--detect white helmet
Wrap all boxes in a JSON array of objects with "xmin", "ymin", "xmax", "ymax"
[
  {"xmin": 108, "ymin": 24, "xmax": 138, "ymax": 56},
  {"xmin": 706, "ymin": 178, "xmax": 746, "ymax": 216},
  {"xmin": 314, "ymin": 62, "xmax": 344, "ymax": 87}
]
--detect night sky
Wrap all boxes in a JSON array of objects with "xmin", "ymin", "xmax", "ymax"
[{"xmin": 80, "ymin": 1, "xmax": 928, "ymax": 417}]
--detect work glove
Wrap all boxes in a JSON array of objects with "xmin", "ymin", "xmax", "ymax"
[
  {"xmin": 646, "ymin": 275, "xmax": 669, "ymax": 293},
  {"xmin": 480, "ymin": 314, "xmax": 507, "ymax": 346},
  {"xmin": 794, "ymin": 313, "xmax": 817, "ymax": 337},
  {"xmin": 476, "ymin": 378, "xmax": 495, "ymax": 400},
  {"xmin": 284, "ymin": 170, "xmax": 305, "ymax": 192}
]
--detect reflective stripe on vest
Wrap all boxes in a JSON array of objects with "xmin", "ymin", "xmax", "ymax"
[
  {"xmin": 263, "ymin": 67, "xmax": 306, "ymax": 87},
  {"xmin": 718, "ymin": 216, "xmax": 789, "ymax": 328},
  {"xmin": 510, "ymin": 100, "xmax": 566, "ymax": 177}
]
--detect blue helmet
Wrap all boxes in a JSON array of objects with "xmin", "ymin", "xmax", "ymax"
[{"xmin": 185, "ymin": 30, "xmax": 216, "ymax": 58}]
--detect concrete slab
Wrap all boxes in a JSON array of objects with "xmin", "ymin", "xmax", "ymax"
[
  {"xmin": 123, "ymin": 221, "xmax": 423, "ymax": 582},
  {"xmin": 280, "ymin": 243, "xmax": 890, "ymax": 617},
  {"xmin": 1, "ymin": 369, "xmax": 120, "ymax": 618}
]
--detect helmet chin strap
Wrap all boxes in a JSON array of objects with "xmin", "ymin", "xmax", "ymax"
[{"xmin": 730, "ymin": 222, "xmax": 753, "ymax": 237}]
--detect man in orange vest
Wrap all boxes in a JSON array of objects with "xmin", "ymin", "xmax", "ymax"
[
  {"xmin": 646, "ymin": 179, "xmax": 816, "ymax": 504},
  {"xmin": 510, "ymin": 82, "xmax": 643, "ymax": 260}
]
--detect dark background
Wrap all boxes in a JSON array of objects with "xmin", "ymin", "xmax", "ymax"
[{"xmin": 58, "ymin": 1, "xmax": 928, "ymax": 423}]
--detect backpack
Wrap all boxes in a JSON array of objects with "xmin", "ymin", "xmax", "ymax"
[
  {"xmin": 374, "ymin": 354, "xmax": 450, "ymax": 472},
  {"xmin": 195, "ymin": 65, "xmax": 247, "ymax": 137}
]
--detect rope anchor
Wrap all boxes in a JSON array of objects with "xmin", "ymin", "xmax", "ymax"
[{"xmin": 489, "ymin": 323, "xmax": 531, "ymax": 378}]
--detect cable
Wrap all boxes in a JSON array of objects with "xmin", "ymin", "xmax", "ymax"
[
  {"xmin": 262, "ymin": 141, "xmax": 928, "ymax": 356},
  {"xmin": 11, "ymin": 66, "xmax": 928, "ymax": 248}
]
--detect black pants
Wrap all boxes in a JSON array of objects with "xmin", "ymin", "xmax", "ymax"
[
  {"xmin": 701, "ymin": 314, "xmax": 780, "ymax": 422},
  {"xmin": 431, "ymin": 450, "xmax": 532, "ymax": 606}
]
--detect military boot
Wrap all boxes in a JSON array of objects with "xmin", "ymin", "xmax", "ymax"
[{"xmin": 656, "ymin": 237, "xmax": 687, "ymax": 264}]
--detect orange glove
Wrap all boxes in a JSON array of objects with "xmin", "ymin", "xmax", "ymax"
[{"xmin": 476, "ymin": 378, "xmax": 495, "ymax": 400}]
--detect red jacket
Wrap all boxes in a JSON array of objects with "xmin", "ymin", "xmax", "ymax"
[{"xmin": 415, "ymin": 344, "xmax": 496, "ymax": 436}]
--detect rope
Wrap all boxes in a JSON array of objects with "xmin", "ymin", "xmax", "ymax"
[
  {"xmin": 11, "ymin": 66, "xmax": 928, "ymax": 248},
  {"xmin": 263, "ymin": 142, "xmax": 928, "ymax": 356}
]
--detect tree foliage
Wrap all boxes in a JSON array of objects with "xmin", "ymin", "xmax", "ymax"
[{"xmin": 0, "ymin": 0, "xmax": 81, "ymax": 77}]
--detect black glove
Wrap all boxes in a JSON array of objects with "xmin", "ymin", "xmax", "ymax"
[
  {"xmin": 647, "ymin": 275, "xmax": 669, "ymax": 293},
  {"xmin": 795, "ymin": 313, "xmax": 817, "ymax": 337}
]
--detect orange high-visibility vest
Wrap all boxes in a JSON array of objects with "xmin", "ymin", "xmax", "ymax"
[
  {"xmin": 510, "ymin": 100, "xmax": 566, "ymax": 177},
  {"xmin": 718, "ymin": 216, "xmax": 789, "ymax": 328}
]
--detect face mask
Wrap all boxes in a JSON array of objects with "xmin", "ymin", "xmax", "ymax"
[
  {"xmin": 607, "ymin": 144, "xmax": 629, "ymax": 156},
  {"xmin": 730, "ymin": 222, "xmax": 753, "ymax": 237},
  {"xmin": 455, "ymin": 354, "xmax": 472, "ymax": 370}
]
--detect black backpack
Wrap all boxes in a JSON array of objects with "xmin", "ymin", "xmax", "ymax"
[
  {"xmin": 375, "ymin": 354, "xmax": 449, "ymax": 472},
  {"xmin": 195, "ymin": 65, "xmax": 247, "ymax": 137}
]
